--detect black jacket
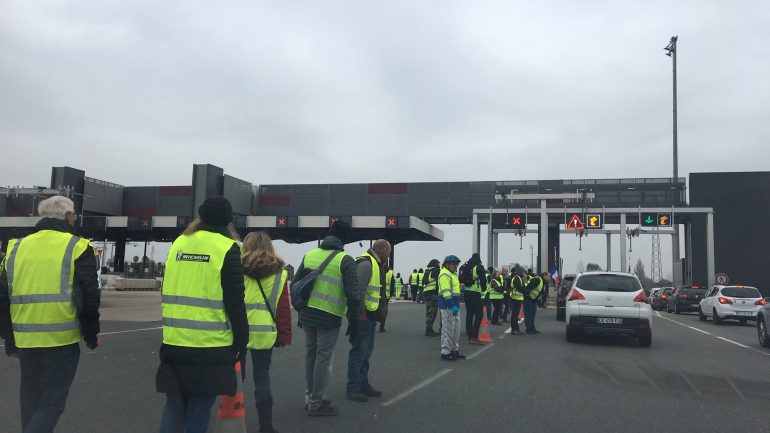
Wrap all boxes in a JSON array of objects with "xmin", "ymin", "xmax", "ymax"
[
  {"xmin": 0, "ymin": 218, "xmax": 100, "ymax": 347},
  {"xmin": 467, "ymin": 255, "xmax": 488, "ymax": 291},
  {"xmin": 156, "ymin": 225, "xmax": 249, "ymax": 397},
  {"xmin": 295, "ymin": 236, "xmax": 360, "ymax": 329}
]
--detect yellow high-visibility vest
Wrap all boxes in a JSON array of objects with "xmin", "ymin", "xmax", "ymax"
[
  {"xmin": 423, "ymin": 267, "xmax": 438, "ymax": 293},
  {"xmin": 439, "ymin": 267, "xmax": 461, "ymax": 300},
  {"xmin": 4, "ymin": 230, "xmax": 91, "ymax": 348},
  {"xmin": 162, "ymin": 230, "xmax": 236, "ymax": 348},
  {"xmin": 304, "ymin": 248, "xmax": 347, "ymax": 317},
  {"xmin": 358, "ymin": 252, "xmax": 382, "ymax": 312},
  {"xmin": 245, "ymin": 270, "xmax": 287, "ymax": 350}
]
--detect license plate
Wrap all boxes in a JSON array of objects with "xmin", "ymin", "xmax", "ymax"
[
  {"xmin": 737, "ymin": 311, "xmax": 753, "ymax": 316},
  {"xmin": 597, "ymin": 317, "xmax": 623, "ymax": 324}
]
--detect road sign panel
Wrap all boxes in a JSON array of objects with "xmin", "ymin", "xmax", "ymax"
[
  {"xmin": 386, "ymin": 216, "xmax": 398, "ymax": 229},
  {"xmin": 640, "ymin": 213, "xmax": 658, "ymax": 227},
  {"xmin": 509, "ymin": 213, "xmax": 526, "ymax": 229},
  {"xmin": 658, "ymin": 213, "xmax": 672, "ymax": 227},
  {"xmin": 276, "ymin": 216, "xmax": 288, "ymax": 227},
  {"xmin": 566, "ymin": 213, "xmax": 585, "ymax": 230},
  {"xmin": 715, "ymin": 273, "xmax": 729, "ymax": 286},
  {"xmin": 585, "ymin": 213, "xmax": 602, "ymax": 229}
]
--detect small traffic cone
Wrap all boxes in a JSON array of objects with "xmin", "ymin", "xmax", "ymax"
[
  {"xmin": 478, "ymin": 307, "xmax": 493, "ymax": 343},
  {"xmin": 213, "ymin": 361, "xmax": 247, "ymax": 433}
]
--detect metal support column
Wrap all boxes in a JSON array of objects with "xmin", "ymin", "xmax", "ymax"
[
  {"xmin": 706, "ymin": 212, "xmax": 715, "ymax": 288},
  {"xmin": 487, "ymin": 220, "xmax": 493, "ymax": 268},
  {"xmin": 539, "ymin": 201, "xmax": 548, "ymax": 274},
  {"xmin": 619, "ymin": 214, "xmax": 627, "ymax": 273},
  {"xmin": 493, "ymin": 232, "xmax": 499, "ymax": 268},
  {"xmin": 472, "ymin": 213, "xmax": 480, "ymax": 255},
  {"xmin": 685, "ymin": 221, "xmax": 693, "ymax": 285},
  {"xmin": 606, "ymin": 233, "xmax": 612, "ymax": 271}
]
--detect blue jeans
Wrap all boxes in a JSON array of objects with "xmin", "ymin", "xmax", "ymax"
[
  {"xmin": 250, "ymin": 349, "xmax": 273, "ymax": 403},
  {"xmin": 18, "ymin": 343, "xmax": 80, "ymax": 433},
  {"xmin": 159, "ymin": 393, "xmax": 216, "ymax": 433},
  {"xmin": 523, "ymin": 298, "xmax": 537, "ymax": 331},
  {"xmin": 347, "ymin": 317, "xmax": 376, "ymax": 393}
]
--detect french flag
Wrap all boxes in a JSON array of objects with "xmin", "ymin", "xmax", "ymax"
[{"xmin": 550, "ymin": 267, "xmax": 560, "ymax": 285}]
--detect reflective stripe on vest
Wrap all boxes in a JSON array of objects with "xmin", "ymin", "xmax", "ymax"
[
  {"xmin": 358, "ymin": 252, "xmax": 382, "ymax": 312},
  {"xmin": 510, "ymin": 275, "xmax": 525, "ymax": 300},
  {"xmin": 465, "ymin": 266, "xmax": 483, "ymax": 293},
  {"xmin": 439, "ymin": 267, "xmax": 461, "ymax": 299},
  {"xmin": 423, "ymin": 267, "xmax": 438, "ymax": 292},
  {"xmin": 489, "ymin": 276, "xmax": 505, "ymax": 300},
  {"xmin": 6, "ymin": 231, "xmax": 89, "ymax": 348},
  {"xmin": 529, "ymin": 277, "xmax": 545, "ymax": 300},
  {"xmin": 162, "ymin": 231, "xmax": 235, "ymax": 348},
  {"xmin": 305, "ymin": 248, "xmax": 348, "ymax": 317},
  {"xmin": 246, "ymin": 270, "xmax": 287, "ymax": 350}
]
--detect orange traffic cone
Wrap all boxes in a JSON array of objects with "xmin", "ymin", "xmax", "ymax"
[
  {"xmin": 212, "ymin": 361, "xmax": 247, "ymax": 433},
  {"xmin": 478, "ymin": 307, "xmax": 493, "ymax": 343}
]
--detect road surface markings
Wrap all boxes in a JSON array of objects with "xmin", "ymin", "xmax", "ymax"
[
  {"xmin": 725, "ymin": 376, "xmax": 747, "ymax": 401},
  {"xmin": 655, "ymin": 312, "xmax": 770, "ymax": 357},
  {"xmin": 679, "ymin": 372, "xmax": 702, "ymax": 396},
  {"xmin": 466, "ymin": 343, "xmax": 495, "ymax": 360},
  {"xmin": 382, "ymin": 368, "xmax": 452, "ymax": 407}
]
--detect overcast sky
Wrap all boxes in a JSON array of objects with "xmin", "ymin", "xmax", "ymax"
[{"xmin": 3, "ymin": 1, "xmax": 768, "ymax": 278}]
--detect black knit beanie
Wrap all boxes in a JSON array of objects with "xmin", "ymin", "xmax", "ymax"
[
  {"xmin": 327, "ymin": 221, "xmax": 351, "ymax": 243},
  {"xmin": 198, "ymin": 196, "xmax": 233, "ymax": 227}
]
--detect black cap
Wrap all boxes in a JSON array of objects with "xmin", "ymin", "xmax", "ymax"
[
  {"xmin": 327, "ymin": 221, "xmax": 351, "ymax": 243},
  {"xmin": 198, "ymin": 196, "xmax": 233, "ymax": 227}
]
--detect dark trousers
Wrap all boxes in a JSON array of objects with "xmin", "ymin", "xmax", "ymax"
[
  {"xmin": 18, "ymin": 343, "xmax": 80, "ymax": 433},
  {"xmin": 347, "ymin": 318, "xmax": 377, "ymax": 393},
  {"xmin": 159, "ymin": 393, "xmax": 216, "ymax": 433},
  {"xmin": 502, "ymin": 293, "xmax": 512, "ymax": 321},
  {"xmin": 250, "ymin": 348, "xmax": 273, "ymax": 403},
  {"xmin": 484, "ymin": 297, "xmax": 492, "ymax": 321},
  {"xmin": 410, "ymin": 287, "xmax": 418, "ymax": 302},
  {"xmin": 523, "ymin": 298, "xmax": 538, "ymax": 331},
  {"xmin": 464, "ymin": 291, "xmax": 483, "ymax": 339},
  {"xmin": 424, "ymin": 292, "xmax": 438, "ymax": 330},
  {"xmin": 510, "ymin": 299, "xmax": 523, "ymax": 331},
  {"xmin": 491, "ymin": 299, "xmax": 503, "ymax": 324}
]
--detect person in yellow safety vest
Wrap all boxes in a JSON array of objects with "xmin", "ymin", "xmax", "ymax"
[
  {"xmin": 500, "ymin": 266, "xmax": 512, "ymax": 324},
  {"xmin": 416, "ymin": 268, "xmax": 424, "ymax": 303},
  {"xmin": 521, "ymin": 271, "xmax": 553, "ymax": 334},
  {"xmin": 423, "ymin": 259, "xmax": 441, "ymax": 337},
  {"xmin": 346, "ymin": 239, "xmax": 391, "ymax": 402},
  {"xmin": 296, "ymin": 221, "xmax": 359, "ymax": 417},
  {"xmin": 483, "ymin": 266, "xmax": 495, "ymax": 322},
  {"xmin": 489, "ymin": 270, "xmax": 506, "ymax": 325},
  {"xmin": 463, "ymin": 253, "xmax": 488, "ymax": 345},
  {"xmin": 380, "ymin": 267, "xmax": 393, "ymax": 333},
  {"xmin": 156, "ymin": 196, "xmax": 249, "ymax": 433},
  {"xmin": 509, "ymin": 267, "xmax": 526, "ymax": 335},
  {"xmin": 394, "ymin": 273, "xmax": 404, "ymax": 300},
  {"xmin": 409, "ymin": 269, "xmax": 419, "ymax": 302},
  {"xmin": 0, "ymin": 196, "xmax": 101, "ymax": 432},
  {"xmin": 439, "ymin": 255, "xmax": 465, "ymax": 361},
  {"xmin": 241, "ymin": 231, "xmax": 292, "ymax": 433}
]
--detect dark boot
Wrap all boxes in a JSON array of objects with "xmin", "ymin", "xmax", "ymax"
[{"xmin": 256, "ymin": 399, "xmax": 278, "ymax": 433}]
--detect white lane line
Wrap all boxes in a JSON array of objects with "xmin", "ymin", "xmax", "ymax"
[
  {"xmin": 0, "ymin": 326, "xmax": 162, "ymax": 347},
  {"xmin": 595, "ymin": 363, "xmax": 622, "ymax": 387},
  {"xmin": 725, "ymin": 377, "xmax": 747, "ymax": 401},
  {"xmin": 655, "ymin": 313, "xmax": 770, "ymax": 357},
  {"xmin": 466, "ymin": 343, "xmax": 495, "ymax": 360},
  {"xmin": 382, "ymin": 368, "xmax": 452, "ymax": 407},
  {"xmin": 679, "ymin": 372, "xmax": 702, "ymax": 396}
]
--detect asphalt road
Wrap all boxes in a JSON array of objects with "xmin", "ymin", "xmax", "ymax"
[{"xmin": 2, "ymin": 300, "xmax": 770, "ymax": 433}]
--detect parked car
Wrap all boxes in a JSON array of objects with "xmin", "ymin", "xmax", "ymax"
[
  {"xmin": 652, "ymin": 287, "xmax": 674, "ymax": 311},
  {"xmin": 556, "ymin": 274, "xmax": 576, "ymax": 321},
  {"xmin": 699, "ymin": 285, "xmax": 765, "ymax": 324},
  {"xmin": 565, "ymin": 272, "xmax": 652, "ymax": 347},
  {"xmin": 666, "ymin": 285, "xmax": 707, "ymax": 314},
  {"xmin": 649, "ymin": 288, "xmax": 661, "ymax": 308},
  {"xmin": 757, "ymin": 297, "xmax": 770, "ymax": 348}
]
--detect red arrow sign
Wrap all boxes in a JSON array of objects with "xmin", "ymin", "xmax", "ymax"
[{"xmin": 566, "ymin": 214, "xmax": 585, "ymax": 230}]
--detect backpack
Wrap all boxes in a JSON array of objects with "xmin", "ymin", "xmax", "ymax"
[
  {"xmin": 458, "ymin": 261, "xmax": 474, "ymax": 286},
  {"xmin": 290, "ymin": 251, "xmax": 342, "ymax": 312}
]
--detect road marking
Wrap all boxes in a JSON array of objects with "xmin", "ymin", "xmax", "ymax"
[
  {"xmin": 725, "ymin": 377, "xmax": 747, "ymax": 401},
  {"xmin": 466, "ymin": 342, "xmax": 495, "ymax": 359},
  {"xmin": 595, "ymin": 362, "xmax": 623, "ymax": 387},
  {"xmin": 0, "ymin": 326, "xmax": 162, "ymax": 347},
  {"xmin": 679, "ymin": 372, "xmax": 702, "ymax": 396},
  {"xmin": 655, "ymin": 313, "xmax": 770, "ymax": 357},
  {"xmin": 382, "ymin": 368, "xmax": 452, "ymax": 407}
]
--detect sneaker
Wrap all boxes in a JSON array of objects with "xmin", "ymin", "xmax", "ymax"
[
  {"xmin": 304, "ymin": 399, "xmax": 332, "ymax": 412},
  {"xmin": 425, "ymin": 329, "xmax": 440, "ymax": 337},
  {"xmin": 440, "ymin": 353, "xmax": 456, "ymax": 361},
  {"xmin": 363, "ymin": 385, "xmax": 382, "ymax": 398},
  {"xmin": 450, "ymin": 351, "xmax": 466, "ymax": 360},
  {"xmin": 525, "ymin": 329, "xmax": 537, "ymax": 335},
  {"xmin": 346, "ymin": 392, "xmax": 368, "ymax": 403},
  {"xmin": 532, "ymin": 329, "xmax": 541, "ymax": 334},
  {"xmin": 308, "ymin": 404, "xmax": 339, "ymax": 417},
  {"xmin": 511, "ymin": 330, "xmax": 523, "ymax": 336},
  {"xmin": 468, "ymin": 338, "xmax": 482, "ymax": 345}
]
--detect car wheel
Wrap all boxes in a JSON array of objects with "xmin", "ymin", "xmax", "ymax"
[
  {"xmin": 638, "ymin": 333, "xmax": 652, "ymax": 347},
  {"xmin": 758, "ymin": 317, "xmax": 770, "ymax": 348},
  {"xmin": 713, "ymin": 308, "xmax": 723, "ymax": 325},
  {"xmin": 698, "ymin": 307, "xmax": 707, "ymax": 321},
  {"xmin": 566, "ymin": 327, "xmax": 580, "ymax": 343},
  {"xmin": 556, "ymin": 308, "xmax": 565, "ymax": 321}
]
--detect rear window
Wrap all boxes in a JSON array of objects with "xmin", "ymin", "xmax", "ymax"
[
  {"xmin": 721, "ymin": 287, "xmax": 761, "ymax": 298},
  {"xmin": 678, "ymin": 287, "xmax": 706, "ymax": 294},
  {"xmin": 575, "ymin": 274, "xmax": 643, "ymax": 292},
  {"xmin": 661, "ymin": 288, "xmax": 674, "ymax": 295}
]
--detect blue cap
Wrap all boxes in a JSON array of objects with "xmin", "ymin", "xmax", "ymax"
[{"xmin": 445, "ymin": 255, "xmax": 461, "ymax": 263}]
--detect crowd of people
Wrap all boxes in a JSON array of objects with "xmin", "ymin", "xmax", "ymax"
[{"xmin": 0, "ymin": 195, "xmax": 552, "ymax": 433}]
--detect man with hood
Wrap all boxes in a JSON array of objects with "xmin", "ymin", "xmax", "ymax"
[
  {"xmin": 463, "ymin": 253, "xmax": 488, "ymax": 345},
  {"xmin": 422, "ymin": 259, "xmax": 441, "ymax": 336},
  {"xmin": 294, "ymin": 221, "xmax": 360, "ymax": 417}
]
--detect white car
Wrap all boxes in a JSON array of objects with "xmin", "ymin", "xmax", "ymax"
[
  {"xmin": 565, "ymin": 272, "xmax": 652, "ymax": 347},
  {"xmin": 698, "ymin": 285, "xmax": 765, "ymax": 324}
]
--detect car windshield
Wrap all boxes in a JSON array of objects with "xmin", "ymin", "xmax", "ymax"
[
  {"xmin": 575, "ymin": 274, "xmax": 643, "ymax": 292},
  {"xmin": 721, "ymin": 287, "xmax": 761, "ymax": 298},
  {"xmin": 679, "ymin": 288, "xmax": 706, "ymax": 294}
]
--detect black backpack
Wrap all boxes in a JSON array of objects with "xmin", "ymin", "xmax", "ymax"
[
  {"xmin": 458, "ymin": 262, "xmax": 474, "ymax": 286},
  {"xmin": 290, "ymin": 251, "xmax": 342, "ymax": 312}
]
